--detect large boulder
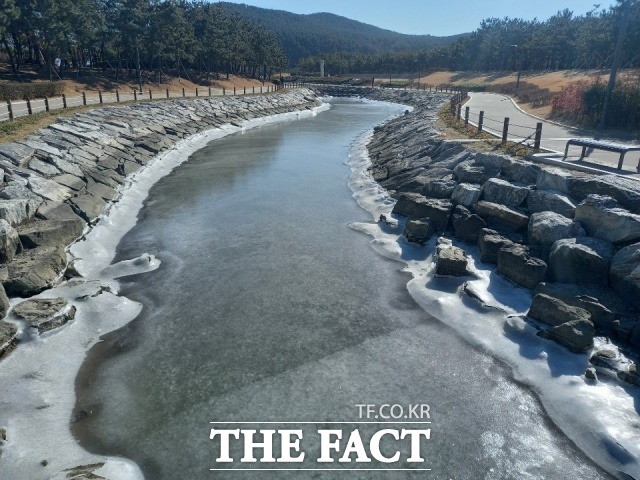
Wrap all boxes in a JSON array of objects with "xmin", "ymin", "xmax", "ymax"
[
  {"xmin": 3, "ymin": 245, "xmax": 67, "ymax": 296},
  {"xmin": 404, "ymin": 218, "xmax": 435, "ymax": 245},
  {"xmin": 392, "ymin": 193, "xmax": 452, "ymax": 231},
  {"xmin": 423, "ymin": 178, "xmax": 457, "ymax": 199},
  {"xmin": 436, "ymin": 241, "xmax": 469, "ymax": 277},
  {"xmin": 0, "ymin": 219, "xmax": 22, "ymax": 262},
  {"xmin": 69, "ymin": 193, "xmax": 105, "ymax": 223},
  {"xmin": 536, "ymin": 167, "xmax": 573, "ymax": 194},
  {"xmin": 474, "ymin": 201, "xmax": 529, "ymax": 232},
  {"xmin": 538, "ymin": 318, "xmax": 595, "ymax": 354},
  {"xmin": 609, "ymin": 242, "xmax": 640, "ymax": 310},
  {"xmin": 534, "ymin": 283, "xmax": 616, "ymax": 331},
  {"xmin": 618, "ymin": 364, "xmax": 640, "ymax": 387},
  {"xmin": 574, "ymin": 194, "xmax": 640, "ymax": 244},
  {"xmin": 453, "ymin": 160, "xmax": 500, "ymax": 184},
  {"xmin": 478, "ymin": 229, "xmax": 514, "ymax": 264},
  {"xmin": 569, "ymin": 174, "xmax": 640, "ymax": 212},
  {"xmin": 452, "ymin": 205, "xmax": 486, "ymax": 243},
  {"xmin": 0, "ymin": 143, "xmax": 34, "ymax": 166},
  {"xmin": 0, "ymin": 284, "xmax": 9, "ymax": 318},
  {"xmin": 548, "ymin": 237, "xmax": 614, "ymax": 286},
  {"xmin": 497, "ymin": 244, "xmax": 547, "ymax": 289},
  {"xmin": 17, "ymin": 218, "xmax": 85, "ymax": 249},
  {"xmin": 451, "ymin": 183, "xmax": 482, "ymax": 207},
  {"xmin": 12, "ymin": 297, "xmax": 76, "ymax": 333},
  {"xmin": 481, "ymin": 178, "xmax": 529, "ymax": 207},
  {"xmin": 527, "ymin": 190, "xmax": 576, "ymax": 218},
  {"xmin": 527, "ymin": 212, "xmax": 585, "ymax": 246},
  {"xmin": 0, "ymin": 199, "xmax": 40, "ymax": 226},
  {"xmin": 528, "ymin": 293, "xmax": 592, "ymax": 327},
  {"xmin": 502, "ymin": 159, "xmax": 540, "ymax": 185},
  {"xmin": 0, "ymin": 320, "xmax": 18, "ymax": 358}
]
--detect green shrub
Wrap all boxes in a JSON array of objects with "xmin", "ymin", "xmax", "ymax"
[{"xmin": 0, "ymin": 82, "xmax": 66, "ymax": 101}]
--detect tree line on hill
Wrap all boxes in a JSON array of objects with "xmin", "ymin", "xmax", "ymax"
[
  {"xmin": 0, "ymin": 0, "xmax": 287, "ymax": 83},
  {"xmin": 296, "ymin": 3, "xmax": 640, "ymax": 75}
]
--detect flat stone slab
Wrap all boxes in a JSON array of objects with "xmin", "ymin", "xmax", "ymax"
[
  {"xmin": 475, "ymin": 200, "xmax": 529, "ymax": 232},
  {"xmin": 0, "ymin": 321, "xmax": 18, "ymax": 358},
  {"xmin": 12, "ymin": 297, "xmax": 76, "ymax": 333},
  {"xmin": 0, "ymin": 143, "xmax": 34, "ymax": 166},
  {"xmin": 4, "ymin": 245, "xmax": 67, "ymax": 296},
  {"xmin": 17, "ymin": 218, "xmax": 85, "ymax": 249}
]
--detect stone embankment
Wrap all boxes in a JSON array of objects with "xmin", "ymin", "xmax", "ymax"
[
  {"xmin": 0, "ymin": 89, "xmax": 320, "ymax": 360},
  {"xmin": 315, "ymin": 85, "xmax": 640, "ymax": 387}
]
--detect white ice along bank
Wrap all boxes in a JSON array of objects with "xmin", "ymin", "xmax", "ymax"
[{"xmin": 0, "ymin": 90, "xmax": 328, "ymax": 480}]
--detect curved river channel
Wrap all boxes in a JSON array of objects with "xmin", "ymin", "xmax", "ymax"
[{"xmin": 73, "ymin": 98, "xmax": 615, "ymax": 479}]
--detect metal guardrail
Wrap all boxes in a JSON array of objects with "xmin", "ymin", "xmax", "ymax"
[{"xmin": 0, "ymin": 82, "xmax": 307, "ymax": 123}]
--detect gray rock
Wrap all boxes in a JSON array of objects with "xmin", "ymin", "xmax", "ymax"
[
  {"xmin": 36, "ymin": 201, "xmax": 85, "ymax": 223},
  {"xmin": 502, "ymin": 159, "xmax": 540, "ymax": 185},
  {"xmin": 0, "ymin": 219, "xmax": 22, "ymax": 262},
  {"xmin": 536, "ymin": 167, "xmax": 572, "ymax": 194},
  {"xmin": 27, "ymin": 176, "xmax": 73, "ymax": 202},
  {"xmin": 527, "ymin": 212, "xmax": 585, "ymax": 246},
  {"xmin": 452, "ymin": 205, "xmax": 486, "ymax": 243},
  {"xmin": 12, "ymin": 297, "xmax": 76, "ymax": 333},
  {"xmin": 3, "ymin": 245, "xmax": 67, "ymax": 296},
  {"xmin": 569, "ymin": 175, "xmax": 640, "ymax": 212},
  {"xmin": 574, "ymin": 194, "xmax": 640, "ymax": 244},
  {"xmin": 585, "ymin": 367, "xmax": 597, "ymax": 380},
  {"xmin": 478, "ymin": 229, "xmax": 514, "ymax": 264},
  {"xmin": 0, "ymin": 284, "xmax": 9, "ymax": 318},
  {"xmin": 423, "ymin": 178, "xmax": 457, "ymax": 199},
  {"xmin": 528, "ymin": 293, "xmax": 592, "ymax": 327},
  {"xmin": 53, "ymin": 174, "xmax": 85, "ymax": 191},
  {"xmin": 617, "ymin": 364, "xmax": 640, "ymax": 387},
  {"xmin": 0, "ymin": 319, "xmax": 17, "ymax": 357},
  {"xmin": 474, "ymin": 201, "xmax": 529, "ymax": 231},
  {"xmin": 453, "ymin": 160, "xmax": 500, "ymax": 184},
  {"xmin": 0, "ymin": 181, "xmax": 44, "ymax": 202},
  {"xmin": 17, "ymin": 218, "xmax": 85, "ymax": 249},
  {"xmin": 392, "ymin": 193, "xmax": 452, "ymax": 231},
  {"xmin": 527, "ymin": 190, "xmax": 576, "ymax": 218},
  {"xmin": 610, "ymin": 242, "xmax": 640, "ymax": 310},
  {"xmin": 403, "ymin": 218, "xmax": 435, "ymax": 245},
  {"xmin": 589, "ymin": 349, "xmax": 618, "ymax": 371},
  {"xmin": 86, "ymin": 178, "xmax": 116, "ymax": 201},
  {"xmin": 548, "ymin": 237, "xmax": 614, "ymax": 285},
  {"xmin": 497, "ymin": 244, "xmax": 547, "ymax": 289},
  {"xmin": 0, "ymin": 199, "xmax": 40, "ymax": 226},
  {"xmin": 436, "ymin": 243, "xmax": 469, "ymax": 277},
  {"xmin": 28, "ymin": 157, "xmax": 61, "ymax": 177},
  {"xmin": 474, "ymin": 152, "xmax": 511, "ymax": 170},
  {"xmin": 451, "ymin": 183, "xmax": 482, "ymax": 207},
  {"xmin": 69, "ymin": 193, "xmax": 105, "ymax": 222},
  {"xmin": 482, "ymin": 178, "xmax": 529, "ymax": 207},
  {"xmin": 0, "ymin": 143, "xmax": 34, "ymax": 166},
  {"xmin": 538, "ymin": 318, "xmax": 595, "ymax": 354}
]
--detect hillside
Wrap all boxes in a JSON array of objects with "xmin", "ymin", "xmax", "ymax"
[{"xmin": 219, "ymin": 3, "xmax": 464, "ymax": 64}]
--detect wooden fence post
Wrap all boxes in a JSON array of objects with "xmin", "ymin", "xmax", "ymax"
[
  {"xmin": 534, "ymin": 122, "xmax": 543, "ymax": 150},
  {"xmin": 233, "ymin": 87, "xmax": 236, "ymax": 95},
  {"xmin": 99, "ymin": 91, "xmax": 103, "ymax": 104},
  {"xmin": 166, "ymin": 88, "xmax": 169, "ymax": 99},
  {"xmin": 223, "ymin": 87, "xmax": 226, "ymax": 96},
  {"xmin": 44, "ymin": 96, "xmax": 50, "ymax": 112},
  {"xmin": 260, "ymin": 86, "xmax": 263, "ymax": 94},
  {"xmin": 209, "ymin": 86, "xmax": 212, "ymax": 96},
  {"xmin": 464, "ymin": 106, "xmax": 470, "ymax": 126},
  {"xmin": 182, "ymin": 87, "xmax": 185, "ymax": 98},
  {"xmin": 456, "ymin": 103, "xmax": 461, "ymax": 120},
  {"xmin": 133, "ymin": 90, "xmax": 137, "ymax": 101},
  {"xmin": 62, "ymin": 94, "xmax": 67, "ymax": 109},
  {"xmin": 82, "ymin": 92, "xmax": 87, "ymax": 105},
  {"xmin": 196, "ymin": 87, "xmax": 199, "ymax": 97},
  {"xmin": 116, "ymin": 90, "xmax": 120, "ymax": 102},
  {"xmin": 149, "ymin": 89, "xmax": 153, "ymax": 100},
  {"xmin": 478, "ymin": 111, "xmax": 484, "ymax": 132},
  {"xmin": 7, "ymin": 100, "xmax": 13, "ymax": 120},
  {"xmin": 243, "ymin": 86, "xmax": 246, "ymax": 95},
  {"xmin": 26, "ymin": 98, "xmax": 32, "ymax": 115},
  {"xmin": 253, "ymin": 86, "xmax": 255, "ymax": 94},
  {"xmin": 502, "ymin": 117, "xmax": 510, "ymax": 144}
]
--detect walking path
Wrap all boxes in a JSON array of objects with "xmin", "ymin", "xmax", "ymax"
[{"xmin": 462, "ymin": 92, "xmax": 640, "ymax": 175}]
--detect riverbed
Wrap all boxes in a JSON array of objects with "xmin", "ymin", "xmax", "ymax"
[{"xmin": 68, "ymin": 98, "xmax": 614, "ymax": 479}]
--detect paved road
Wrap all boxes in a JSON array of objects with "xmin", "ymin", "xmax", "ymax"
[{"xmin": 462, "ymin": 92, "xmax": 640, "ymax": 174}]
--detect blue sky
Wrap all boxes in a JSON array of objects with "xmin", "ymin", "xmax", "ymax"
[{"xmin": 218, "ymin": 0, "xmax": 619, "ymax": 36}]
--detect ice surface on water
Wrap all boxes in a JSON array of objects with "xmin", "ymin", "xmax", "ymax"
[
  {"xmin": 0, "ymin": 103, "xmax": 330, "ymax": 480},
  {"xmin": 347, "ymin": 123, "xmax": 640, "ymax": 479}
]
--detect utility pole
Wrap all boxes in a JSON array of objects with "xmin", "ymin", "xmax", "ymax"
[{"xmin": 598, "ymin": 0, "xmax": 633, "ymax": 130}]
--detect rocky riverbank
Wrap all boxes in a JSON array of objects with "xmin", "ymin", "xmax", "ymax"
[
  {"xmin": 315, "ymin": 85, "xmax": 640, "ymax": 388},
  {"xmin": 0, "ymin": 89, "xmax": 320, "ymax": 360}
]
